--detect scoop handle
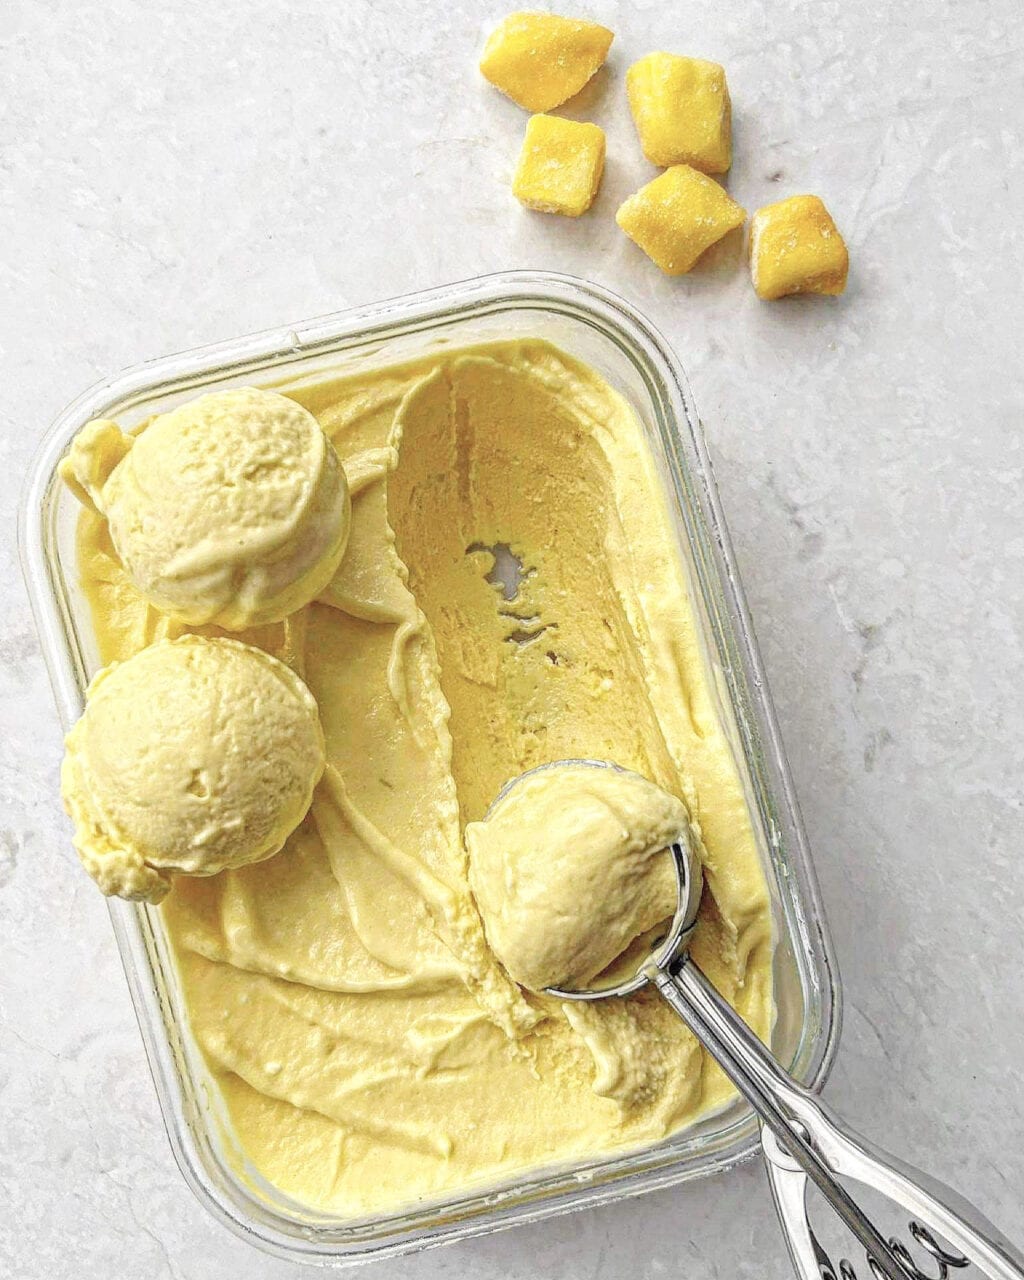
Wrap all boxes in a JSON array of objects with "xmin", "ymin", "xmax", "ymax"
[{"xmin": 648, "ymin": 959, "xmax": 1024, "ymax": 1280}]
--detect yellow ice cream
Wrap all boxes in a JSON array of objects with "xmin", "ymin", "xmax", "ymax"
[
  {"xmin": 61, "ymin": 635, "xmax": 325, "ymax": 903},
  {"xmin": 60, "ymin": 387, "xmax": 351, "ymax": 629},
  {"xmin": 467, "ymin": 762, "xmax": 690, "ymax": 992},
  {"xmin": 71, "ymin": 339, "xmax": 773, "ymax": 1216}
]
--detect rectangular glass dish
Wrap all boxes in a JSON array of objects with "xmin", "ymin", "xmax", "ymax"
[{"xmin": 19, "ymin": 271, "xmax": 840, "ymax": 1266}]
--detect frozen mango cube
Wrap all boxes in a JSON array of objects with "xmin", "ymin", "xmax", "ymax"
[
  {"xmin": 627, "ymin": 52, "xmax": 732, "ymax": 173},
  {"xmin": 512, "ymin": 115, "xmax": 606, "ymax": 217},
  {"xmin": 749, "ymin": 195, "xmax": 849, "ymax": 299},
  {"xmin": 616, "ymin": 166, "xmax": 746, "ymax": 275},
  {"xmin": 480, "ymin": 11, "xmax": 614, "ymax": 112}
]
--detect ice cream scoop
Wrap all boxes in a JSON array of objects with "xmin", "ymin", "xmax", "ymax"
[
  {"xmin": 466, "ymin": 761, "xmax": 692, "ymax": 992},
  {"xmin": 62, "ymin": 635, "xmax": 325, "ymax": 904},
  {"xmin": 483, "ymin": 759, "xmax": 1024, "ymax": 1280},
  {"xmin": 59, "ymin": 387, "xmax": 350, "ymax": 629}
]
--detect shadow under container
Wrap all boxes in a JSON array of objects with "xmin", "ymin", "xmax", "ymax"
[{"xmin": 19, "ymin": 271, "xmax": 841, "ymax": 1267}]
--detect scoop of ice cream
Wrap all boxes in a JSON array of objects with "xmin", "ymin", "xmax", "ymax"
[
  {"xmin": 61, "ymin": 635, "xmax": 326, "ymax": 904},
  {"xmin": 59, "ymin": 387, "xmax": 351, "ymax": 629},
  {"xmin": 466, "ymin": 763, "xmax": 689, "ymax": 992}
]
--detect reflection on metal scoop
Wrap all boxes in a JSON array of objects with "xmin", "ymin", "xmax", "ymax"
[{"xmin": 504, "ymin": 760, "xmax": 1024, "ymax": 1280}]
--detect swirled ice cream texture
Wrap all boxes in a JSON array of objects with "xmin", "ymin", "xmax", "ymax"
[{"xmin": 73, "ymin": 339, "xmax": 773, "ymax": 1215}]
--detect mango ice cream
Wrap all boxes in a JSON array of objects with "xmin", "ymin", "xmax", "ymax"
[
  {"xmin": 61, "ymin": 635, "xmax": 325, "ymax": 903},
  {"xmin": 467, "ymin": 761, "xmax": 690, "ymax": 992},
  {"xmin": 68, "ymin": 338, "xmax": 773, "ymax": 1216},
  {"xmin": 60, "ymin": 388, "xmax": 351, "ymax": 630}
]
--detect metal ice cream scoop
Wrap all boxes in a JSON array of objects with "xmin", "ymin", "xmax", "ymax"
[{"xmin": 502, "ymin": 759, "xmax": 1024, "ymax": 1280}]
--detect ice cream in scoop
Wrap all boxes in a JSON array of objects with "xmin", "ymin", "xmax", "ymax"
[
  {"xmin": 466, "ymin": 762, "xmax": 688, "ymax": 992},
  {"xmin": 59, "ymin": 387, "xmax": 350, "ymax": 629},
  {"xmin": 61, "ymin": 635, "xmax": 325, "ymax": 904}
]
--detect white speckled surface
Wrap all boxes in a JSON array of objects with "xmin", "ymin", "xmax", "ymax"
[{"xmin": 2, "ymin": 1, "xmax": 1022, "ymax": 1277}]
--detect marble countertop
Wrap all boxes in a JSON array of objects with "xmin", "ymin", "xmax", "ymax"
[{"xmin": 2, "ymin": 1, "xmax": 1022, "ymax": 1277}]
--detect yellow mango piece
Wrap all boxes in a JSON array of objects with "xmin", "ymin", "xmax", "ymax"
[
  {"xmin": 626, "ymin": 52, "xmax": 732, "ymax": 173},
  {"xmin": 616, "ymin": 165, "xmax": 746, "ymax": 275},
  {"xmin": 479, "ymin": 11, "xmax": 614, "ymax": 112},
  {"xmin": 749, "ymin": 195, "xmax": 849, "ymax": 300},
  {"xmin": 512, "ymin": 115, "xmax": 606, "ymax": 217}
]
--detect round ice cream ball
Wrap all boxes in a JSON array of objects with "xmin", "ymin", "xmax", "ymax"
[
  {"xmin": 61, "ymin": 635, "xmax": 326, "ymax": 904},
  {"xmin": 59, "ymin": 387, "xmax": 351, "ymax": 629},
  {"xmin": 466, "ymin": 763, "xmax": 690, "ymax": 993}
]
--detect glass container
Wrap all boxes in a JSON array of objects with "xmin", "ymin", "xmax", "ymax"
[{"xmin": 19, "ymin": 271, "xmax": 841, "ymax": 1267}]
